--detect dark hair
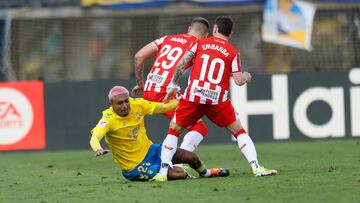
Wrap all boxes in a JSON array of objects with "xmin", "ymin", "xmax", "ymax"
[
  {"xmin": 191, "ymin": 17, "xmax": 210, "ymax": 31},
  {"xmin": 215, "ymin": 16, "xmax": 233, "ymax": 36}
]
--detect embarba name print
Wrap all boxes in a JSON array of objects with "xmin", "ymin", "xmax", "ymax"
[{"xmin": 202, "ymin": 44, "xmax": 229, "ymax": 57}]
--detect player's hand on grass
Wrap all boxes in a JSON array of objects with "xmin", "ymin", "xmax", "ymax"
[
  {"xmin": 131, "ymin": 85, "xmax": 143, "ymax": 96},
  {"xmin": 95, "ymin": 149, "xmax": 110, "ymax": 157}
]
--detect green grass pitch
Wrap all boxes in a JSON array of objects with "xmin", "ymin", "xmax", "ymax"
[{"xmin": 1, "ymin": 139, "xmax": 359, "ymax": 203}]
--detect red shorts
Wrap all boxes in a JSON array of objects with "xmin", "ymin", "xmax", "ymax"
[
  {"xmin": 173, "ymin": 99, "xmax": 237, "ymax": 128},
  {"xmin": 142, "ymin": 91, "xmax": 208, "ymax": 136}
]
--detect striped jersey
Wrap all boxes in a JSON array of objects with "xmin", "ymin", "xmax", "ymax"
[
  {"xmin": 143, "ymin": 33, "xmax": 198, "ymax": 94},
  {"xmin": 183, "ymin": 36, "xmax": 241, "ymax": 104}
]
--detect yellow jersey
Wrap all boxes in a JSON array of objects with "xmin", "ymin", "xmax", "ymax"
[{"xmin": 91, "ymin": 97, "xmax": 157, "ymax": 172}]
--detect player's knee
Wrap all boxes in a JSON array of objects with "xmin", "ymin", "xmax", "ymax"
[
  {"xmin": 170, "ymin": 122, "xmax": 184, "ymax": 131},
  {"xmin": 173, "ymin": 149, "xmax": 200, "ymax": 166},
  {"xmin": 194, "ymin": 121, "xmax": 208, "ymax": 137},
  {"xmin": 168, "ymin": 122, "xmax": 184, "ymax": 137},
  {"xmin": 168, "ymin": 128, "xmax": 181, "ymax": 137},
  {"xmin": 185, "ymin": 151, "xmax": 201, "ymax": 167}
]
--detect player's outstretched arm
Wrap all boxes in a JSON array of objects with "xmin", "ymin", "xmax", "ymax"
[
  {"xmin": 90, "ymin": 131, "xmax": 109, "ymax": 157},
  {"xmin": 152, "ymin": 99, "xmax": 179, "ymax": 114},
  {"xmin": 133, "ymin": 42, "xmax": 158, "ymax": 95}
]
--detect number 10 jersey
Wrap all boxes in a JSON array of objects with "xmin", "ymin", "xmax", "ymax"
[{"xmin": 183, "ymin": 36, "xmax": 242, "ymax": 105}]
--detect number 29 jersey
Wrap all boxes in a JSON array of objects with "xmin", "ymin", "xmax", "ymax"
[
  {"xmin": 143, "ymin": 34, "xmax": 198, "ymax": 94},
  {"xmin": 183, "ymin": 36, "xmax": 242, "ymax": 105}
]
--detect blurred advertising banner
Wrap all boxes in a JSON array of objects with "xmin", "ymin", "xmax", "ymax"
[
  {"xmin": 262, "ymin": 0, "xmax": 316, "ymax": 50},
  {"xmin": 184, "ymin": 0, "xmax": 263, "ymax": 5},
  {"xmin": 0, "ymin": 18, "xmax": 4, "ymax": 81},
  {"xmin": 0, "ymin": 81, "xmax": 45, "ymax": 150},
  {"xmin": 231, "ymin": 68, "xmax": 360, "ymax": 141},
  {"xmin": 81, "ymin": 0, "xmax": 174, "ymax": 9}
]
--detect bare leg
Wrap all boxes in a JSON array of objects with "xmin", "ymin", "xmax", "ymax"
[
  {"xmin": 165, "ymin": 149, "xmax": 201, "ymax": 180},
  {"xmin": 226, "ymin": 118, "xmax": 243, "ymax": 134},
  {"xmin": 167, "ymin": 166, "xmax": 187, "ymax": 180},
  {"xmin": 172, "ymin": 149, "xmax": 202, "ymax": 169}
]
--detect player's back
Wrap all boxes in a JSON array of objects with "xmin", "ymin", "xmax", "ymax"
[
  {"xmin": 143, "ymin": 33, "xmax": 198, "ymax": 100},
  {"xmin": 184, "ymin": 36, "xmax": 241, "ymax": 104}
]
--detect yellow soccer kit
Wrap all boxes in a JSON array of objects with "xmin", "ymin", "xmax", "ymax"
[
  {"xmin": 91, "ymin": 97, "xmax": 157, "ymax": 171},
  {"xmin": 90, "ymin": 97, "xmax": 178, "ymax": 172}
]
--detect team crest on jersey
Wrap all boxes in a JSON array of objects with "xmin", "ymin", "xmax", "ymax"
[
  {"xmin": 105, "ymin": 113, "xmax": 112, "ymax": 118},
  {"xmin": 136, "ymin": 112, "xmax": 141, "ymax": 120},
  {"xmin": 97, "ymin": 119, "xmax": 108, "ymax": 129},
  {"xmin": 194, "ymin": 87, "xmax": 220, "ymax": 100},
  {"xmin": 122, "ymin": 122, "xmax": 126, "ymax": 126}
]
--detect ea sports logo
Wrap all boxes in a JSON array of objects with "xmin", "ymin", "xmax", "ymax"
[{"xmin": 0, "ymin": 87, "xmax": 34, "ymax": 145}]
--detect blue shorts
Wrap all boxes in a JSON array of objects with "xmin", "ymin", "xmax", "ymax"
[{"xmin": 122, "ymin": 143, "xmax": 162, "ymax": 181}]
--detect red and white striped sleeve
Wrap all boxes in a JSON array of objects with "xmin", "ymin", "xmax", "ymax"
[
  {"xmin": 189, "ymin": 41, "xmax": 198, "ymax": 56},
  {"xmin": 153, "ymin": 35, "xmax": 167, "ymax": 48},
  {"xmin": 231, "ymin": 52, "xmax": 242, "ymax": 73}
]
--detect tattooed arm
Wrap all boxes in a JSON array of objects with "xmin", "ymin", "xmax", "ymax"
[
  {"xmin": 172, "ymin": 51, "xmax": 194, "ymax": 86},
  {"xmin": 132, "ymin": 42, "xmax": 158, "ymax": 96},
  {"xmin": 163, "ymin": 51, "xmax": 194, "ymax": 103}
]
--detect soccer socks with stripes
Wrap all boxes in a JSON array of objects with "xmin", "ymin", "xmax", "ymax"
[
  {"xmin": 159, "ymin": 134, "xmax": 178, "ymax": 176},
  {"xmin": 179, "ymin": 131, "xmax": 204, "ymax": 152},
  {"xmin": 236, "ymin": 132, "xmax": 261, "ymax": 170}
]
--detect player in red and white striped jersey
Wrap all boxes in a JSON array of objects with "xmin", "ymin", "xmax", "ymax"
[
  {"xmin": 183, "ymin": 32, "xmax": 241, "ymax": 105},
  {"xmin": 131, "ymin": 17, "xmax": 210, "ymax": 153},
  {"xmin": 153, "ymin": 16, "xmax": 277, "ymax": 181}
]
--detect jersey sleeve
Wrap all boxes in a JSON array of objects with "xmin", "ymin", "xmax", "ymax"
[
  {"xmin": 136, "ymin": 98, "xmax": 158, "ymax": 115},
  {"xmin": 91, "ymin": 112, "xmax": 111, "ymax": 136},
  {"xmin": 189, "ymin": 41, "xmax": 198, "ymax": 56},
  {"xmin": 153, "ymin": 35, "xmax": 167, "ymax": 49},
  {"xmin": 231, "ymin": 52, "xmax": 242, "ymax": 73}
]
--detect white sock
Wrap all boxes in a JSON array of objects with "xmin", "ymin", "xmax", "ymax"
[
  {"xmin": 236, "ymin": 133, "xmax": 261, "ymax": 170},
  {"xmin": 200, "ymin": 169, "xmax": 211, "ymax": 177},
  {"xmin": 159, "ymin": 134, "xmax": 178, "ymax": 176},
  {"xmin": 179, "ymin": 131, "xmax": 204, "ymax": 152}
]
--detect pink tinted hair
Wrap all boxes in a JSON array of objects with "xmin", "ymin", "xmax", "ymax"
[{"xmin": 108, "ymin": 86, "xmax": 129, "ymax": 100}]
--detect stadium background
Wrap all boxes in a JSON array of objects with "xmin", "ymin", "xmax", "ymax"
[{"xmin": 0, "ymin": 0, "xmax": 359, "ymax": 150}]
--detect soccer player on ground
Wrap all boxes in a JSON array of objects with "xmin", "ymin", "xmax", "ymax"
[
  {"xmin": 152, "ymin": 16, "xmax": 278, "ymax": 181},
  {"xmin": 90, "ymin": 86, "xmax": 229, "ymax": 181},
  {"xmin": 131, "ymin": 17, "xmax": 210, "ymax": 152}
]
